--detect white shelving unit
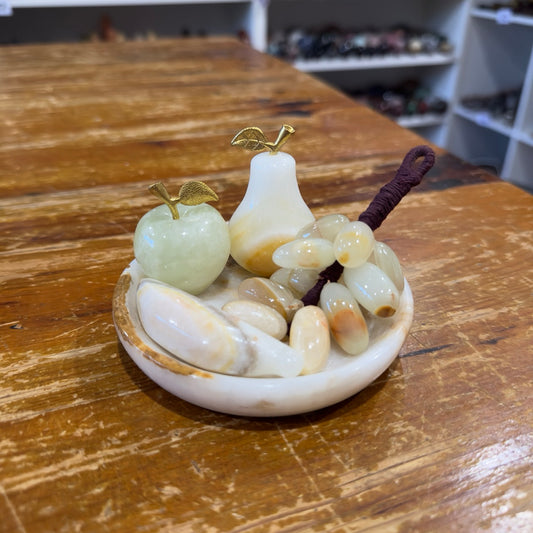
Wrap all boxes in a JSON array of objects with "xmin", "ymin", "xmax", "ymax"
[
  {"xmin": 445, "ymin": 3, "xmax": 533, "ymax": 188},
  {"xmin": 2, "ymin": 0, "xmax": 532, "ymax": 187},
  {"xmin": 266, "ymin": 0, "xmax": 532, "ymax": 188}
]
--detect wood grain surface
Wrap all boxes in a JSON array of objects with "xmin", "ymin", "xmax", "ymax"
[{"xmin": 0, "ymin": 38, "xmax": 531, "ymax": 533}]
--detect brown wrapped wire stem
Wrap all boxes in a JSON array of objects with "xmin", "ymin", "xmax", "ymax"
[{"xmin": 301, "ymin": 145, "xmax": 436, "ymax": 307}]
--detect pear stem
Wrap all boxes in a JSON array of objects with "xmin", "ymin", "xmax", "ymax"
[
  {"xmin": 270, "ymin": 124, "xmax": 295, "ymax": 153},
  {"xmin": 149, "ymin": 182, "xmax": 180, "ymax": 220}
]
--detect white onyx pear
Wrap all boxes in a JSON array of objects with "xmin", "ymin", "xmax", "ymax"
[
  {"xmin": 229, "ymin": 152, "xmax": 315, "ymax": 277},
  {"xmin": 137, "ymin": 279, "xmax": 302, "ymax": 378}
]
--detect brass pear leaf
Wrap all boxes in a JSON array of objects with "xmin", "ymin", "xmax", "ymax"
[
  {"xmin": 231, "ymin": 127, "xmax": 269, "ymax": 151},
  {"xmin": 231, "ymin": 124, "xmax": 295, "ymax": 153},
  {"xmin": 178, "ymin": 181, "xmax": 219, "ymax": 206}
]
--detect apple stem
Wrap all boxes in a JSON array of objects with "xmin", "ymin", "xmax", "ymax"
[{"xmin": 149, "ymin": 182, "xmax": 180, "ymax": 220}]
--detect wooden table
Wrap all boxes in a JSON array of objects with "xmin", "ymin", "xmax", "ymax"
[{"xmin": 1, "ymin": 37, "xmax": 531, "ymax": 532}]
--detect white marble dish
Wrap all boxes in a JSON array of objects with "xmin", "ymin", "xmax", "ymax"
[{"xmin": 113, "ymin": 259, "xmax": 413, "ymax": 417}]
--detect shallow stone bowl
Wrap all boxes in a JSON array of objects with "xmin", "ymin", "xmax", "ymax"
[{"xmin": 113, "ymin": 260, "xmax": 413, "ymax": 417}]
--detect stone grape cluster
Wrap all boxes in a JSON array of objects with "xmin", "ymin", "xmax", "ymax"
[{"xmin": 269, "ymin": 213, "xmax": 405, "ymax": 356}]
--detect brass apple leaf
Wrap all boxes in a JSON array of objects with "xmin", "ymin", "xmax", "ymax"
[
  {"xmin": 148, "ymin": 181, "xmax": 218, "ymax": 220},
  {"xmin": 178, "ymin": 181, "xmax": 219, "ymax": 206}
]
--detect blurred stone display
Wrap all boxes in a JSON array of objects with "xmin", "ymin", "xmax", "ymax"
[
  {"xmin": 461, "ymin": 88, "xmax": 522, "ymax": 126},
  {"xmin": 348, "ymin": 80, "xmax": 448, "ymax": 120},
  {"xmin": 268, "ymin": 25, "xmax": 452, "ymax": 61}
]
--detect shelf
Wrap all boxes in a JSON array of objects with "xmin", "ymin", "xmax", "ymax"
[
  {"xmin": 517, "ymin": 131, "xmax": 533, "ymax": 148},
  {"xmin": 471, "ymin": 7, "xmax": 533, "ymax": 28},
  {"xmin": 454, "ymin": 105, "xmax": 514, "ymax": 137},
  {"xmin": 397, "ymin": 114, "xmax": 446, "ymax": 128},
  {"xmin": 292, "ymin": 53, "xmax": 455, "ymax": 73},
  {"xmin": 447, "ymin": 113, "xmax": 511, "ymax": 175},
  {"xmin": 2, "ymin": 1, "xmax": 259, "ymax": 48},
  {"xmin": 10, "ymin": 0, "xmax": 250, "ymax": 6}
]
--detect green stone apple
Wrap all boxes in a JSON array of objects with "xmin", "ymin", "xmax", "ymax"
[{"xmin": 133, "ymin": 182, "xmax": 230, "ymax": 295}]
